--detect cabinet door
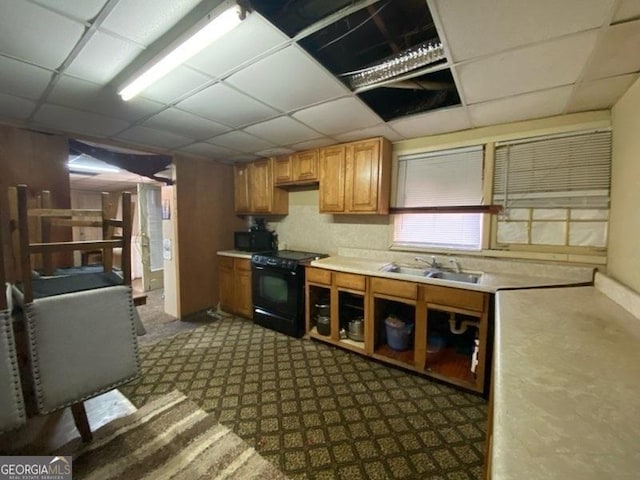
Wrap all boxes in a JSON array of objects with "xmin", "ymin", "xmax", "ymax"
[
  {"xmin": 274, "ymin": 155, "xmax": 293, "ymax": 185},
  {"xmin": 219, "ymin": 263, "xmax": 234, "ymax": 313},
  {"xmin": 293, "ymin": 149, "xmax": 318, "ymax": 182},
  {"xmin": 346, "ymin": 139, "xmax": 380, "ymax": 213},
  {"xmin": 319, "ymin": 145, "xmax": 346, "ymax": 213},
  {"xmin": 234, "ymin": 259, "xmax": 253, "ymax": 318},
  {"xmin": 234, "ymin": 164, "xmax": 251, "ymax": 214},
  {"xmin": 250, "ymin": 159, "xmax": 272, "ymax": 212}
]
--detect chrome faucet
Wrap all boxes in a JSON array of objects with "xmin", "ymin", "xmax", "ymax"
[
  {"xmin": 415, "ymin": 256, "xmax": 439, "ymax": 269},
  {"xmin": 449, "ymin": 257, "xmax": 462, "ymax": 273}
]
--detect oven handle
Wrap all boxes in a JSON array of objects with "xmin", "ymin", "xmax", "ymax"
[{"xmin": 253, "ymin": 265, "xmax": 297, "ymax": 276}]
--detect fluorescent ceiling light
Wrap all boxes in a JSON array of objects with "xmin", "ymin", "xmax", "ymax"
[
  {"xmin": 68, "ymin": 155, "xmax": 121, "ymax": 174},
  {"xmin": 119, "ymin": 3, "xmax": 245, "ymax": 101}
]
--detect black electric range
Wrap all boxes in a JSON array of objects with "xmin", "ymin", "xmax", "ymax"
[{"xmin": 251, "ymin": 250, "xmax": 327, "ymax": 337}]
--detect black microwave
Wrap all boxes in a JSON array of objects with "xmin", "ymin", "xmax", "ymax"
[{"xmin": 234, "ymin": 230, "xmax": 275, "ymax": 252}]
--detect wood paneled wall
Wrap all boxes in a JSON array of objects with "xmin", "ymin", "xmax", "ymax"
[
  {"xmin": 173, "ymin": 155, "xmax": 245, "ymax": 316},
  {"xmin": 0, "ymin": 125, "xmax": 71, "ymax": 279}
]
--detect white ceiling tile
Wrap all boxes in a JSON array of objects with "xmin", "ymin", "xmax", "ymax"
[
  {"xmin": 255, "ymin": 147, "xmax": 295, "ymax": 157},
  {"xmin": 389, "ymin": 107, "xmax": 471, "ymax": 138},
  {"xmin": 568, "ymin": 74, "xmax": 639, "ymax": 112},
  {"xmin": 226, "ymin": 46, "xmax": 348, "ymax": 111},
  {"xmin": 49, "ymin": 75, "xmax": 164, "ymax": 121},
  {"xmin": 139, "ymin": 66, "xmax": 213, "ymax": 104},
  {"xmin": 100, "ymin": 0, "xmax": 201, "ymax": 46},
  {"xmin": 177, "ymin": 82, "xmax": 278, "ymax": 127},
  {"xmin": 209, "ymin": 131, "xmax": 274, "ymax": 153},
  {"xmin": 293, "ymin": 97, "xmax": 381, "ymax": 136},
  {"xmin": 468, "ymin": 86, "xmax": 573, "ymax": 127},
  {"xmin": 33, "ymin": 104, "xmax": 130, "ymax": 137},
  {"xmin": 458, "ymin": 31, "xmax": 598, "ymax": 104},
  {"xmin": 116, "ymin": 125, "xmax": 193, "ymax": 149},
  {"xmin": 0, "ymin": 1, "xmax": 84, "ymax": 69},
  {"xmin": 334, "ymin": 124, "xmax": 404, "ymax": 143},
  {"xmin": 187, "ymin": 12, "xmax": 288, "ymax": 78},
  {"xmin": 582, "ymin": 20, "xmax": 640, "ymax": 81},
  {"xmin": 227, "ymin": 153, "xmax": 259, "ymax": 163},
  {"xmin": 243, "ymin": 116, "xmax": 320, "ymax": 145},
  {"xmin": 434, "ymin": 0, "xmax": 614, "ymax": 62},
  {"xmin": 33, "ymin": 0, "xmax": 108, "ymax": 21},
  {"xmin": 0, "ymin": 93, "xmax": 36, "ymax": 119},
  {"xmin": 289, "ymin": 138, "xmax": 337, "ymax": 151},
  {"xmin": 613, "ymin": 0, "xmax": 640, "ymax": 23},
  {"xmin": 66, "ymin": 31, "xmax": 144, "ymax": 84},
  {"xmin": 0, "ymin": 56, "xmax": 52, "ymax": 99},
  {"xmin": 143, "ymin": 108, "xmax": 230, "ymax": 140},
  {"xmin": 180, "ymin": 142, "xmax": 239, "ymax": 159}
]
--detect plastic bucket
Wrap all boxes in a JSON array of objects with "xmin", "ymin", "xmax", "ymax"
[{"xmin": 385, "ymin": 318, "xmax": 414, "ymax": 351}]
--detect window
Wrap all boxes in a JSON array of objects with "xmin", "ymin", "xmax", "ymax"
[
  {"xmin": 393, "ymin": 146, "xmax": 484, "ymax": 250},
  {"xmin": 492, "ymin": 130, "xmax": 611, "ymax": 249}
]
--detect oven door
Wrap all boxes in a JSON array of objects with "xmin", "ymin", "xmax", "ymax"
[{"xmin": 251, "ymin": 265, "xmax": 301, "ymax": 318}]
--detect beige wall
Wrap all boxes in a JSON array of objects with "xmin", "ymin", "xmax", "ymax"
[
  {"xmin": 609, "ymin": 77, "xmax": 640, "ymax": 293},
  {"xmin": 265, "ymin": 189, "xmax": 390, "ymax": 254},
  {"xmin": 173, "ymin": 155, "xmax": 244, "ymax": 316}
]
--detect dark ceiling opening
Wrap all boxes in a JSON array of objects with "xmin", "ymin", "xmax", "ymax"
[{"xmin": 250, "ymin": 0, "xmax": 461, "ymax": 121}]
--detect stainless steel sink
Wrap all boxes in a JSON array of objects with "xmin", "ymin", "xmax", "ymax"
[
  {"xmin": 426, "ymin": 270, "xmax": 481, "ymax": 284},
  {"xmin": 380, "ymin": 264, "xmax": 428, "ymax": 276}
]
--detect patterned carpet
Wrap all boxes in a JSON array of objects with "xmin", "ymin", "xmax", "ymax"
[{"xmin": 121, "ymin": 316, "xmax": 487, "ymax": 480}]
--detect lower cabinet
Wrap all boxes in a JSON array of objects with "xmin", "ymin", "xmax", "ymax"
[
  {"xmin": 305, "ymin": 266, "xmax": 491, "ymax": 394},
  {"xmin": 219, "ymin": 256, "xmax": 252, "ymax": 318}
]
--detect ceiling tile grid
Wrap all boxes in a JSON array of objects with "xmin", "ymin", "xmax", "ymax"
[
  {"xmin": 33, "ymin": 103, "xmax": 130, "ymax": 137},
  {"xmin": 186, "ymin": 11, "xmax": 289, "ymax": 80},
  {"xmin": 177, "ymin": 82, "xmax": 279, "ymax": 127},
  {"xmin": 65, "ymin": 30, "xmax": 145, "ymax": 84},
  {"xmin": 456, "ymin": 30, "xmax": 599, "ymax": 105},
  {"xmin": 468, "ymin": 85, "xmax": 574, "ymax": 127},
  {"xmin": 116, "ymin": 125, "xmax": 194, "ymax": 149},
  {"xmin": 243, "ymin": 116, "xmax": 322, "ymax": 146},
  {"xmin": 0, "ymin": 93, "xmax": 37, "ymax": 120},
  {"xmin": 100, "ymin": 0, "xmax": 202, "ymax": 46},
  {"xmin": 0, "ymin": 0, "xmax": 639, "ymax": 164},
  {"xmin": 0, "ymin": 0, "xmax": 84, "ymax": 69},
  {"xmin": 208, "ymin": 130, "xmax": 275, "ymax": 153},
  {"xmin": 48, "ymin": 75, "xmax": 165, "ymax": 121},
  {"xmin": 293, "ymin": 97, "xmax": 382, "ymax": 136},
  {"xmin": 225, "ymin": 45, "xmax": 350, "ymax": 112},
  {"xmin": 143, "ymin": 107, "xmax": 230, "ymax": 140}
]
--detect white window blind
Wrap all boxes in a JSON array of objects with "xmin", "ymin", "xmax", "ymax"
[
  {"xmin": 393, "ymin": 145, "xmax": 484, "ymax": 250},
  {"xmin": 493, "ymin": 130, "xmax": 611, "ymax": 208},
  {"xmin": 395, "ymin": 146, "xmax": 484, "ymax": 207}
]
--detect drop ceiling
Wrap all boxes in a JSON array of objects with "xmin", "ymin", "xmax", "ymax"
[{"xmin": 0, "ymin": 0, "xmax": 638, "ymax": 165}]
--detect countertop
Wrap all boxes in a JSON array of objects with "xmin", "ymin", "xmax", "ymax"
[
  {"xmin": 217, "ymin": 250, "xmax": 254, "ymax": 259},
  {"xmin": 493, "ymin": 285, "xmax": 640, "ymax": 479},
  {"xmin": 309, "ymin": 255, "xmax": 591, "ymax": 293}
]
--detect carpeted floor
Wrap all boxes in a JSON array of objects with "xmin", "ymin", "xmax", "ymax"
[{"xmin": 121, "ymin": 316, "xmax": 488, "ymax": 480}]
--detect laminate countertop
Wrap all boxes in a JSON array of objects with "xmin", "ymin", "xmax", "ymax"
[
  {"xmin": 309, "ymin": 256, "xmax": 592, "ymax": 293},
  {"xmin": 217, "ymin": 250, "xmax": 254, "ymax": 260},
  {"xmin": 492, "ymin": 284, "xmax": 640, "ymax": 479}
]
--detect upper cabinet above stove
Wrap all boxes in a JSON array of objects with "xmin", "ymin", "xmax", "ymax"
[
  {"xmin": 319, "ymin": 137, "xmax": 392, "ymax": 215},
  {"xmin": 234, "ymin": 158, "xmax": 289, "ymax": 215},
  {"xmin": 274, "ymin": 150, "xmax": 319, "ymax": 186}
]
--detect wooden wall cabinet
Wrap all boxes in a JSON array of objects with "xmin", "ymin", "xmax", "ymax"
[
  {"xmin": 233, "ymin": 158, "xmax": 288, "ymax": 215},
  {"xmin": 305, "ymin": 266, "xmax": 492, "ymax": 394},
  {"xmin": 274, "ymin": 150, "xmax": 319, "ymax": 186},
  {"xmin": 218, "ymin": 256, "xmax": 253, "ymax": 318},
  {"xmin": 319, "ymin": 137, "xmax": 392, "ymax": 214}
]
